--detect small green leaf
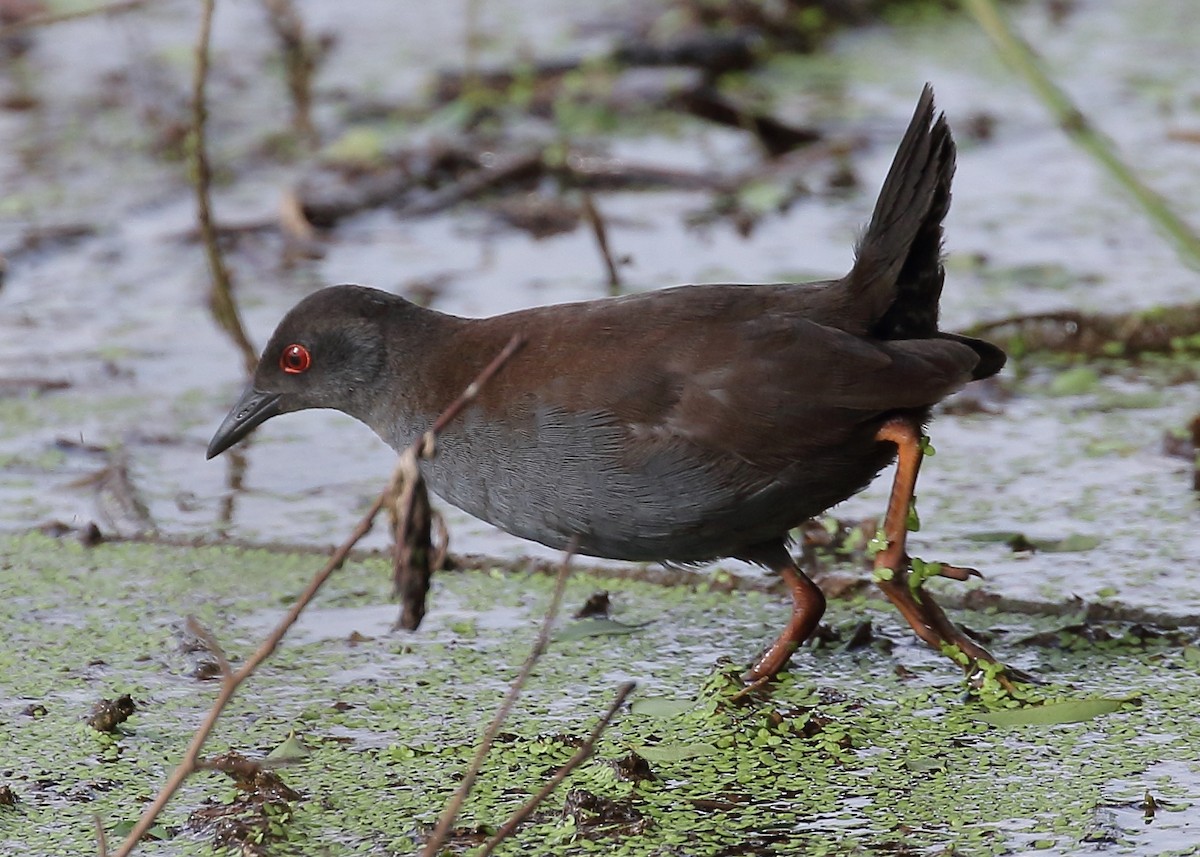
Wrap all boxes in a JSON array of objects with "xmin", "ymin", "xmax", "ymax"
[
  {"xmin": 1048, "ymin": 366, "xmax": 1100, "ymax": 396},
  {"xmin": 322, "ymin": 127, "xmax": 386, "ymax": 167},
  {"xmin": 631, "ymin": 697, "xmax": 695, "ymax": 718},
  {"xmin": 266, "ymin": 731, "xmax": 311, "ymax": 762},
  {"xmin": 737, "ymin": 179, "xmax": 789, "ymax": 214},
  {"xmin": 840, "ymin": 526, "xmax": 865, "ymax": 553},
  {"xmin": 635, "ymin": 742, "xmax": 718, "ymax": 763},
  {"xmin": 556, "ymin": 617, "xmax": 649, "ymax": 642},
  {"xmin": 940, "ymin": 643, "xmax": 971, "ymax": 666},
  {"xmin": 904, "ymin": 757, "xmax": 946, "ymax": 773},
  {"xmin": 974, "ymin": 698, "xmax": 1129, "ymax": 727},
  {"xmin": 908, "ymin": 557, "xmax": 943, "ymax": 600},
  {"xmin": 1037, "ymin": 534, "xmax": 1101, "ymax": 553},
  {"xmin": 111, "ymin": 821, "xmax": 169, "ymax": 840},
  {"xmin": 906, "ymin": 496, "xmax": 921, "ymax": 532}
]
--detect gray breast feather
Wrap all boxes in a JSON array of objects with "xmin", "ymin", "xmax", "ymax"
[{"xmin": 419, "ymin": 406, "xmax": 747, "ymax": 561}]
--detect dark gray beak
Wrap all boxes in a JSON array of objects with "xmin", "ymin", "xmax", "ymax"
[{"xmin": 206, "ymin": 386, "xmax": 282, "ymax": 459}]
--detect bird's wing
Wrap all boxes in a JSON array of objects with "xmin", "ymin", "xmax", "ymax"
[{"xmin": 589, "ymin": 313, "xmax": 980, "ymax": 470}]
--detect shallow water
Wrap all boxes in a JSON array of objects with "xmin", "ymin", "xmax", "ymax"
[
  {"xmin": 1, "ymin": 0, "xmax": 1198, "ymax": 618},
  {"xmin": 3, "ymin": 534, "xmax": 1199, "ymax": 855}
]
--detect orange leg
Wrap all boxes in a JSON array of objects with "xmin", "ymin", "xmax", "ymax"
[
  {"xmin": 744, "ymin": 555, "xmax": 826, "ymax": 683},
  {"xmin": 872, "ymin": 418, "xmax": 1004, "ymax": 673}
]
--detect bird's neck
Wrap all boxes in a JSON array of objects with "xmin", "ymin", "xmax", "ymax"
[{"xmin": 358, "ymin": 303, "xmax": 477, "ymax": 452}]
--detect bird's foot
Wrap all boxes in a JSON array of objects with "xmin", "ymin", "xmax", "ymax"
[
  {"xmin": 874, "ymin": 550, "xmax": 1028, "ymax": 688},
  {"xmin": 741, "ymin": 559, "xmax": 826, "ymax": 686},
  {"xmin": 742, "ymin": 638, "xmax": 799, "ymax": 686},
  {"xmin": 870, "ymin": 418, "xmax": 1028, "ymax": 687}
]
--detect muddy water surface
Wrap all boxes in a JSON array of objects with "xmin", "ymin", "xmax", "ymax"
[{"xmin": 1, "ymin": 0, "xmax": 1198, "ymax": 610}]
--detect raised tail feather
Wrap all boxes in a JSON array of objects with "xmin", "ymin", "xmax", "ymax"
[
  {"xmin": 848, "ymin": 84, "xmax": 1005, "ymax": 380},
  {"xmin": 846, "ymin": 84, "xmax": 952, "ymax": 336}
]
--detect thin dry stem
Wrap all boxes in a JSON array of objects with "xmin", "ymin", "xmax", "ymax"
[
  {"xmin": 390, "ymin": 334, "xmax": 522, "ymax": 629},
  {"xmin": 580, "ymin": 191, "xmax": 623, "ymax": 296},
  {"xmin": 185, "ymin": 615, "xmax": 233, "ymax": 679},
  {"xmin": 0, "ymin": 0, "xmax": 151, "ymax": 40},
  {"xmin": 192, "ymin": 0, "xmax": 257, "ymax": 375},
  {"xmin": 420, "ymin": 542, "xmax": 577, "ymax": 857},
  {"xmin": 478, "ymin": 681, "xmax": 636, "ymax": 855},
  {"xmin": 70, "ymin": 444, "xmax": 156, "ymax": 536},
  {"xmin": 260, "ymin": 0, "xmax": 317, "ymax": 144},
  {"xmin": 94, "ymin": 815, "xmax": 108, "ymax": 857},
  {"xmin": 388, "ymin": 445, "xmax": 437, "ymax": 631}
]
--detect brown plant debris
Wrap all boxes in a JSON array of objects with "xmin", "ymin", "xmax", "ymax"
[
  {"xmin": 188, "ymin": 751, "xmax": 302, "ymax": 856},
  {"xmin": 573, "ymin": 591, "xmax": 612, "ymax": 619},
  {"xmin": 561, "ymin": 787, "xmax": 648, "ymax": 837},
  {"xmin": 388, "ymin": 444, "xmax": 445, "ymax": 632},
  {"xmin": 87, "ymin": 694, "xmax": 135, "ymax": 732},
  {"xmin": 966, "ymin": 303, "xmax": 1200, "ymax": 359}
]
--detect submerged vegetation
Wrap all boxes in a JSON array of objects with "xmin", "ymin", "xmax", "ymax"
[
  {"xmin": 3, "ymin": 533, "xmax": 1200, "ymax": 854},
  {"xmin": 1, "ymin": 0, "xmax": 1199, "ymax": 854}
]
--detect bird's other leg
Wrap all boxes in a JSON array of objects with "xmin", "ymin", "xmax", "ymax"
[
  {"xmin": 741, "ymin": 542, "xmax": 826, "ymax": 684},
  {"xmin": 871, "ymin": 418, "xmax": 1002, "ymax": 671}
]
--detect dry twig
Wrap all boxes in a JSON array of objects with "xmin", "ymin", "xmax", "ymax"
[
  {"xmin": 965, "ymin": 303, "xmax": 1200, "ymax": 358},
  {"xmin": 93, "ymin": 816, "xmax": 108, "ymax": 857},
  {"xmin": 0, "ymin": 0, "xmax": 152, "ymax": 40},
  {"xmin": 192, "ymin": 0, "xmax": 257, "ymax": 375},
  {"xmin": 580, "ymin": 191, "xmax": 623, "ymax": 296},
  {"xmin": 185, "ymin": 615, "xmax": 233, "ymax": 679},
  {"xmin": 391, "ymin": 332, "xmax": 524, "ymax": 630},
  {"xmin": 69, "ymin": 444, "xmax": 156, "ymax": 537},
  {"xmin": 478, "ymin": 681, "xmax": 636, "ymax": 855},
  {"xmin": 420, "ymin": 541, "xmax": 577, "ymax": 857},
  {"xmin": 260, "ymin": 0, "xmax": 318, "ymax": 144},
  {"xmin": 403, "ymin": 152, "xmax": 544, "ymax": 217}
]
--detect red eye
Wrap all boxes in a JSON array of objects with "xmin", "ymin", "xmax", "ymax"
[{"xmin": 280, "ymin": 343, "xmax": 311, "ymax": 374}]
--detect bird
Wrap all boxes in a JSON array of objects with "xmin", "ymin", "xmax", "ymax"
[{"xmin": 208, "ymin": 84, "xmax": 1007, "ymax": 683}]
